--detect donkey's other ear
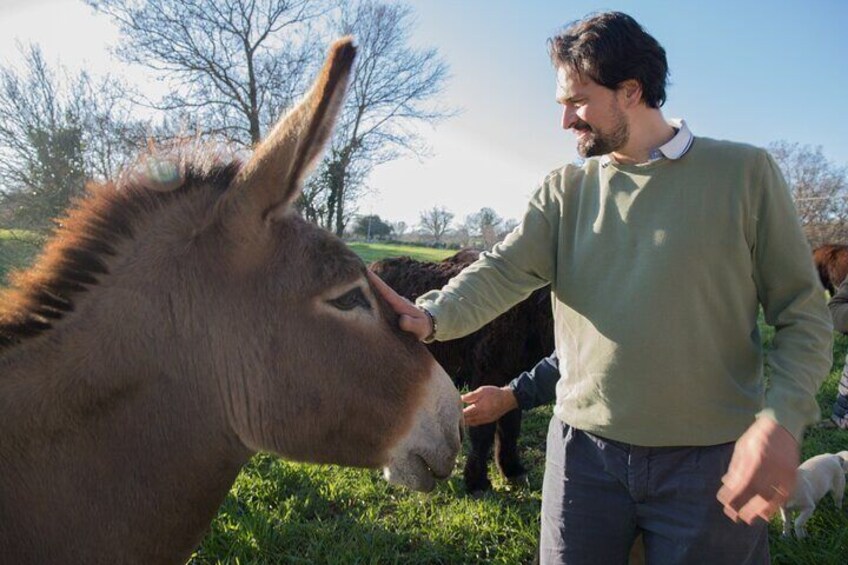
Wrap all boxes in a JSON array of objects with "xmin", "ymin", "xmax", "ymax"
[{"xmin": 223, "ymin": 37, "xmax": 355, "ymax": 229}]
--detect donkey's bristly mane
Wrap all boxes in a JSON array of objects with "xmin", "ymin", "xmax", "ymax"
[{"xmin": 0, "ymin": 155, "xmax": 241, "ymax": 351}]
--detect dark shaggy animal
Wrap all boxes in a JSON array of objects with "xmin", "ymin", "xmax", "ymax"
[
  {"xmin": 813, "ymin": 243, "xmax": 848, "ymax": 294},
  {"xmin": 371, "ymin": 249, "xmax": 554, "ymax": 493}
]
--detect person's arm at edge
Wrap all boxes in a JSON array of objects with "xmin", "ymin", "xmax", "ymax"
[
  {"xmin": 507, "ymin": 352, "xmax": 559, "ymax": 410},
  {"xmin": 828, "ymin": 275, "xmax": 848, "ymax": 333}
]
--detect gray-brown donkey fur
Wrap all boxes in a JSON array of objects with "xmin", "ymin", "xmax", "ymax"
[{"xmin": 0, "ymin": 38, "xmax": 461, "ymax": 564}]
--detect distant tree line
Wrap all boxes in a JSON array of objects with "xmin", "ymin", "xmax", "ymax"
[{"xmin": 350, "ymin": 206, "xmax": 519, "ymax": 251}]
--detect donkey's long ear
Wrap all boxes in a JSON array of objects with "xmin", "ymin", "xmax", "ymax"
[{"xmin": 224, "ymin": 37, "xmax": 355, "ymax": 229}]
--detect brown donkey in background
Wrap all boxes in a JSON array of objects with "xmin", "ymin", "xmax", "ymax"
[
  {"xmin": 0, "ymin": 39, "xmax": 461, "ymax": 564},
  {"xmin": 812, "ymin": 243, "xmax": 848, "ymax": 294},
  {"xmin": 371, "ymin": 250, "xmax": 554, "ymax": 493}
]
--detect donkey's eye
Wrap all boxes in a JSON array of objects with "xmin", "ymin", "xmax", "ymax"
[{"xmin": 328, "ymin": 287, "xmax": 371, "ymax": 311}]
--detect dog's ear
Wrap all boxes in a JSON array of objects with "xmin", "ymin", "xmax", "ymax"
[{"xmin": 838, "ymin": 451, "xmax": 848, "ymax": 472}]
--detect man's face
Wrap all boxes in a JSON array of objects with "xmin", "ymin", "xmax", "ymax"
[{"xmin": 555, "ymin": 66, "xmax": 629, "ymax": 157}]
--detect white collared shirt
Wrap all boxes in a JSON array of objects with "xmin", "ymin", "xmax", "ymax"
[{"xmin": 600, "ymin": 118, "xmax": 694, "ymax": 166}]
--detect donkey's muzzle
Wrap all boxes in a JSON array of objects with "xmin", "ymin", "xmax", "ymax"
[{"xmin": 382, "ymin": 361, "xmax": 462, "ymax": 492}]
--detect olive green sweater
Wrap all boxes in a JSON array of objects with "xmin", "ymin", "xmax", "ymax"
[{"xmin": 418, "ymin": 137, "xmax": 832, "ymax": 445}]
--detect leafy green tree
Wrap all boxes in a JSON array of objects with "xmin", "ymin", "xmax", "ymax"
[{"xmin": 353, "ymin": 214, "xmax": 392, "ymax": 240}]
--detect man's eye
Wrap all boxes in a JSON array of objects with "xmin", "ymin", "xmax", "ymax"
[{"xmin": 328, "ymin": 288, "xmax": 371, "ymax": 311}]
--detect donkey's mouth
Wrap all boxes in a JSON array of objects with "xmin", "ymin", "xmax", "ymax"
[
  {"xmin": 381, "ymin": 362, "xmax": 461, "ymax": 492},
  {"xmin": 383, "ymin": 452, "xmax": 449, "ymax": 493}
]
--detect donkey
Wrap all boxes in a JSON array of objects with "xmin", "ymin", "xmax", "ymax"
[{"xmin": 0, "ymin": 38, "xmax": 462, "ymax": 564}]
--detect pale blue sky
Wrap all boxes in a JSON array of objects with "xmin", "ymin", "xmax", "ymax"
[{"xmin": 1, "ymin": 0, "xmax": 846, "ymax": 226}]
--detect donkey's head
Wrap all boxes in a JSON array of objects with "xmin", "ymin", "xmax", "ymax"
[{"xmin": 175, "ymin": 38, "xmax": 461, "ymax": 491}]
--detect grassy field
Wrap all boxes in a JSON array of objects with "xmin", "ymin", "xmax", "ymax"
[
  {"xmin": 1, "ymin": 239, "xmax": 845, "ymax": 563},
  {"xmin": 347, "ymin": 241, "xmax": 456, "ymax": 264}
]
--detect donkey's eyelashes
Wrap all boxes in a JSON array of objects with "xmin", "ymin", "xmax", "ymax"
[{"xmin": 328, "ymin": 287, "xmax": 371, "ymax": 312}]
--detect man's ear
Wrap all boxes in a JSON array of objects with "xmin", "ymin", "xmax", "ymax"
[{"xmin": 618, "ymin": 79, "xmax": 643, "ymax": 107}]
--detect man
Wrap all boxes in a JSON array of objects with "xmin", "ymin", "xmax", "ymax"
[
  {"xmin": 826, "ymin": 275, "xmax": 848, "ymax": 429},
  {"xmin": 369, "ymin": 11, "xmax": 832, "ymax": 564}
]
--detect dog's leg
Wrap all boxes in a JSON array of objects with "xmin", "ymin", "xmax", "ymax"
[
  {"xmin": 834, "ymin": 471, "xmax": 846, "ymax": 508},
  {"xmin": 794, "ymin": 508, "xmax": 814, "ymax": 538}
]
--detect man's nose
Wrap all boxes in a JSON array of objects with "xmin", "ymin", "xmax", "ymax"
[{"xmin": 561, "ymin": 105, "xmax": 576, "ymax": 130}]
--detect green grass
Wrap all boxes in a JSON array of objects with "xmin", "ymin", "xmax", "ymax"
[
  {"xmin": 768, "ymin": 330, "xmax": 848, "ymax": 565},
  {"xmin": 347, "ymin": 241, "xmax": 455, "ymax": 264},
  {"xmin": 190, "ymin": 407, "xmax": 552, "ymax": 564}
]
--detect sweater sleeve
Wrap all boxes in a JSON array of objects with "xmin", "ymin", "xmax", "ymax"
[
  {"xmin": 751, "ymin": 151, "xmax": 833, "ymax": 442},
  {"xmin": 416, "ymin": 175, "xmax": 561, "ymax": 341},
  {"xmin": 507, "ymin": 352, "xmax": 560, "ymax": 410},
  {"xmin": 828, "ymin": 276, "xmax": 848, "ymax": 333}
]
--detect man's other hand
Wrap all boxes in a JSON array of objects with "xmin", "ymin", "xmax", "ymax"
[
  {"xmin": 462, "ymin": 386, "xmax": 519, "ymax": 426},
  {"xmin": 716, "ymin": 416, "xmax": 799, "ymax": 525}
]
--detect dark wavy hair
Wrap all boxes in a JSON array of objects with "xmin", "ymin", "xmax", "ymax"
[{"xmin": 548, "ymin": 12, "xmax": 669, "ymax": 108}]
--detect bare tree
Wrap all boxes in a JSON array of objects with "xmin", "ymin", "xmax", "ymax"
[
  {"xmin": 419, "ymin": 206, "xmax": 453, "ymax": 244},
  {"xmin": 72, "ymin": 75, "xmax": 149, "ymax": 182},
  {"xmin": 769, "ymin": 141, "xmax": 848, "ymax": 246},
  {"xmin": 464, "ymin": 207, "xmax": 503, "ymax": 250},
  {"xmin": 0, "ymin": 45, "xmax": 145, "ymax": 233},
  {"xmin": 86, "ymin": 0, "xmax": 326, "ymax": 145},
  {"xmin": 301, "ymin": 0, "xmax": 452, "ymax": 235},
  {"xmin": 498, "ymin": 218, "xmax": 519, "ymax": 240},
  {"xmin": 392, "ymin": 220, "xmax": 407, "ymax": 238},
  {"xmin": 87, "ymin": 0, "xmax": 451, "ymax": 235}
]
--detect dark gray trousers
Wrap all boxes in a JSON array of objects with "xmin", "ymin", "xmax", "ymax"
[{"xmin": 540, "ymin": 417, "xmax": 769, "ymax": 565}]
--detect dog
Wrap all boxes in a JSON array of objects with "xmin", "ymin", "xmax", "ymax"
[{"xmin": 779, "ymin": 451, "xmax": 848, "ymax": 538}]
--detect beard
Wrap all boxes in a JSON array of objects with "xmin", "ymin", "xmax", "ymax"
[{"xmin": 573, "ymin": 103, "xmax": 629, "ymax": 158}]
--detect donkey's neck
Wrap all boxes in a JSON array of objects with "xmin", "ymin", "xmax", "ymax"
[{"xmin": 0, "ymin": 329, "xmax": 252, "ymax": 564}]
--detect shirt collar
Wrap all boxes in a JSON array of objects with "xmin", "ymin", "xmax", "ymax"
[{"xmin": 600, "ymin": 118, "xmax": 693, "ymax": 166}]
